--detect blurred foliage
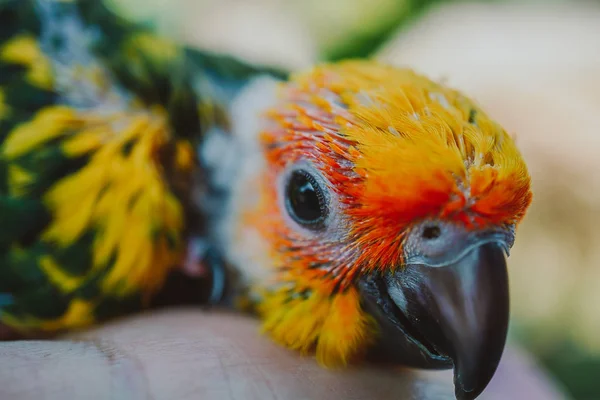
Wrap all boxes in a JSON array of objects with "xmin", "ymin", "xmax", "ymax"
[
  {"xmin": 296, "ymin": 0, "xmax": 506, "ymax": 60},
  {"xmin": 106, "ymin": 0, "xmax": 501, "ymax": 61},
  {"xmin": 542, "ymin": 344, "xmax": 600, "ymax": 400},
  {"xmin": 515, "ymin": 326, "xmax": 600, "ymax": 399},
  {"xmin": 295, "ymin": 0, "xmax": 441, "ymax": 60}
]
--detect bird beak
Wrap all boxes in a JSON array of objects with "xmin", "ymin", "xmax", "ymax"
[{"xmin": 384, "ymin": 240, "xmax": 509, "ymax": 400}]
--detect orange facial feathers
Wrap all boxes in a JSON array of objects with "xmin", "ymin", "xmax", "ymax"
[{"xmin": 259, "ymin": 61, "xmax": 531, "ymax": 277}]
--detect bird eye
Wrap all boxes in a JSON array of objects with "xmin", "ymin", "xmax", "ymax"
[{"xmin": 285, "ymin": 169, "xmax": 328, "ymax": 228}]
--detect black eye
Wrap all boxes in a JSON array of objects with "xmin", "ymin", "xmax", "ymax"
[{"xmin": 285, "ymin": 169, "xmax": 328, "ymax": 228}]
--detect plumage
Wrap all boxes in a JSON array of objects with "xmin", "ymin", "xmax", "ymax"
[{"xmin": 0, "ymin": 0, "xmax": 284, "ymax": 334}]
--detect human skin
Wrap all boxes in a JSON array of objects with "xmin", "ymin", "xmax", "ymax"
[{"xmin": 0, "ymin": 309, "xmax": 567, "ymax": 400}]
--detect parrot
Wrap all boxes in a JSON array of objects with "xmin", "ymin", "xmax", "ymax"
[{"xmin": 0, "ymin": 1, "xmax": 533, "ymax": 399}]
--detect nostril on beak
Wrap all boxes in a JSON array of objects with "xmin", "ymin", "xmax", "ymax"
[{"xmin": 422, "ymin": 225, "xmax": 442, "ymax": 240}]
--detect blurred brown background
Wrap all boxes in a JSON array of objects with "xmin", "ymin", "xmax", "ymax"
[{"xmin": 108, "ymin": 0, "xmax": 600, "ymax": 398}]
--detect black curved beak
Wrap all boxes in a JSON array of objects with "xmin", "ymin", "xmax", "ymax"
[
  {"xmin": 359, "ymin": 233, "xmax": 511, "ymax": 400},
  {"xmin": 388, "ymin": 241, "xmax": 509, "ymax": 399}
]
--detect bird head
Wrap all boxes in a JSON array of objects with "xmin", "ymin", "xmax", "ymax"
[{"xmin": 212, "ymin": 60, "xmax": 532, "ymax": 400}]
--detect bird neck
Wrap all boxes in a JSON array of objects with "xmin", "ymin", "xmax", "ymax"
[{"xmin": 190, "ymin": 74, "xmax": 283, "ymax": 296}]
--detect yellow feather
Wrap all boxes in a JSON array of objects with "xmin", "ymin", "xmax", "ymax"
[
  {"xmin": 39, "ymin": 256, "xmax": 85, "ymax": 293},
  {"xmin": 39, "ymin": 299, "xmax": 95, "ymax": 331},
  {"xmin": 43, "ymin": 164, "xmax": 106, "ymax": 246},
  {"xmin": 0, "ymin": 34, "xmax": 54, "ymax": 89},
  {"xmin": 2, "ymin": 106, "xmax": 77, "ymax": 159},
  {"xmin": 316, "ymin": 289, "xmax": 377, "ymax": 367},
  {"xmin": 0, "ymin": 88, "xmax": 9, "ymax": 120},
  {"xmin": 7, "ymin": 164, "xmax": 35, "ymax": 196},
  {"xmin": 62, "ymin": 128, "xmax": 105, "ymax": 155},
  {"xmin": 175, "ymin": 140, "xmax": 195, "ymax": 170},
  {"xmin": 258, "ymin": 285, "xmax": 374, "ymax": 366},
  {"xmin": 2, "ymin": 299, "xmax": 95, "ymax": 332}
]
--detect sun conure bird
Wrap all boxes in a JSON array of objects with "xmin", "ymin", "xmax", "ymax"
[{"xmin": 0, "ymin": 1, "xmax": 533, "ymax": 399}]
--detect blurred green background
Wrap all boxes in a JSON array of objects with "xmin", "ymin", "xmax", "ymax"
[{"xmin": 108, "ymin": 0, "xmax": 600, "ymax": 398}]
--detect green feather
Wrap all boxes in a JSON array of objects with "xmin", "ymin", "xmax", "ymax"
[
  {"xmin": 0, "ymin": 197, "xmax": 48, "ymax": 248},
  {"xmin": 0, "ymin": 0, "xmax": 287, "ymax": 334},
  {"xmin": 2, "ymin": 79, "xmax": 57, "ymax": 113},
  {"xmin": 3, "ymin": 283, "xmax": 71, "ymax": 320},
  {"xmin": 0, "ymin": 249, "xmax": 47, "ymax": 293}
]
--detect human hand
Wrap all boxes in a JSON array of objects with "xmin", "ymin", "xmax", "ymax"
[{"xmin": 0, "ymin": 308, "xmax": 567, "ymax": 400}]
